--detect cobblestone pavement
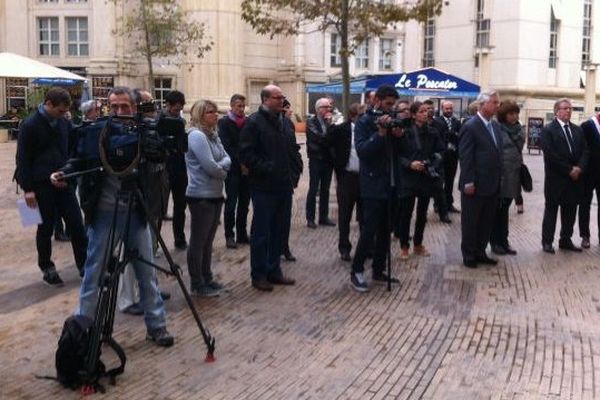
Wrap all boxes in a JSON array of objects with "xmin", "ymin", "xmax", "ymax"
[{"xmin": 1, "ymin": 138, "xmax": 600, "ymax": 400}]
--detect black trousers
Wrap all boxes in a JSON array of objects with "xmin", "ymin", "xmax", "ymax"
[
  {"xmin": 168, "ymin": 169, "xmax": 188, "ymax": 245},
  {"xmin": 578, "ymin": 181, "xmax": 600, "ymax": 240},
  {"xmin": 542, "ymin": 200, "xmax": 577, "ymax": 245},
  {"xmin": 399, "ymin": 195, "xmax": 430, "ymax": 248},
  {"xmin": 33, "ymin": 182, "xmax": 87, "ymax": 273},
  {"xmin": 490, "ymin": 197, "xmax": 513, "ymax": 247},
  {"xmin": 443, "ymin": 151, "xmax": 458, "ymax": 207},
  {"xmin": 337, "ymin": 171, "xmax": 361, "ymax": 254},
  {"xmin": 306, "ymin": 158, "xmax": 333, "ymax": 223},
  {"xmin": 461, "ymin": 193, "xmax": 497, "ymax": 262},
  {"xmin": 223, "ymin": 172, "xmax": 250, "ymax": 240},
  {"xmin": 351, "ymin": 198, "xmax": 389, "ymax": 275}
]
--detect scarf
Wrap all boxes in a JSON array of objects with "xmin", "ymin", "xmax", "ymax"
[{"xmin": 228, "ymin": 111, "xmax": 246, "ymax": 129}]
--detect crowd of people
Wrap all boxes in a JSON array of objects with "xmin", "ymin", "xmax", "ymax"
[{"xmin": 14, "ymin": 82, "xmax": 600, "ymax": 348}]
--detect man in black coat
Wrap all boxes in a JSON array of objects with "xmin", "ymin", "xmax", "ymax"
[
  {"xmin": 541, "ymin": 98, "xmax": 588, "ymax": 253},
  {"xmin": 458, "ymin": 90, "xmax": 503, "ymax": 268},
  {"xmin": 433, "ymin": 100, "xmax": 462, "ymax": 213},
  {"xmin": 327, "ymin": 103, "xmax": 365, "ymax": 261},
  {"xmin": 16, "ymin": 87, "xmax": 87, "ymax": 285},
  {"xmin": 578, "ymin": 112, "xmax": 600, "ymax": 248},
  {"xmin": 219, "ymin": 94, "xmax": 250, "ymax": 249},
  {"xmin": 305, "ymin": 97, "xmax": 335, "ymax": 228},
  {"xmin": 239, "ymin": 85, "xmax": 297, "ymax": 292}
]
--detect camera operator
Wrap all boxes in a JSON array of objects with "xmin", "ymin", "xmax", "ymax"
[
  {"xmin": 397, "ymin": 101, "xmax": 445, "ymax": 260},
  {"xmin": 50, "ymin": 86, "xmax": 174, "ymax": 347},
  {"xmin": 350, "ymin": 84, "xmax": 403, "ymax": 293}
]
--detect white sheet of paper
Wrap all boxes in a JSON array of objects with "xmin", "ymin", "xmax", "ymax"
[{"xmin": 17, "ymin": 198, "xmax": 43, "ymax": 227}]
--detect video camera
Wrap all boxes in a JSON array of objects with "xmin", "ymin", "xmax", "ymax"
[{"xmin": 370, "ymin": 108, "xmax": 412, "ymax": 130}]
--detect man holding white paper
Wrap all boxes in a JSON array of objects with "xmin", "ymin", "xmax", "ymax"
[{"xmin": 16, "ymin": 87, "xmax": 87, "ymax": 286}]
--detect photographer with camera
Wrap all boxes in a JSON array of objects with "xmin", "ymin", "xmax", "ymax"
[
  {"xmin": 397, "ymin": 101, "xmax": 445, "ymax": 260},
  {"xmin": 350, "ymin": 85, "xmax": 403, "ymax": 293},
  {"xmin": 50, "ymin": 86, "xmax": 174, "ymax": 347}
]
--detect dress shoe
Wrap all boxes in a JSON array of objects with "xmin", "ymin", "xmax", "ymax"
[
  {"xmin": 476, "ymin": 255, "xmax": 498, "ymax": 265},
  {"xmin": 237, "ymin": 234, "xmax": 250, "ymax": 244},
  {"xmin": 448, "ymin": 205, "xmax": 461, "ymax": 213},
  {"xmin": 542, "ymin": 243, "xmax": 555, "ymax": 254},
  {"xmin": 225, "ymin": 237, "xmax": 237, "ymax": 249},
  {"xmin": 307, "ymin": 220, "xmax": 317, "ymax": 229},
  {"xmin": 319, "ymin": 218, "xmax": 336, "ymax": 227},
  {"xmin": 440, "ymin": 216, "xmax": 452, "ymax": 224},
  {"xmin": 174, "ymin": 240, "xmax": 188, "ymax": 250},
  {"xmin": 252, "ymin": 279, "xmax": 274, "ymax": 291},
  {"xmin": 267, "ymin": 275, "xmax": 296, "ymax": 285},
  {"xmin": 559, "ymin": 241, "xmax": 582, "ymax": 252},
  {"xmin": 581, "ymin": 237, "xmax": 591, "ymax": 249},
  {"xmin": 282, "ymin": 251, "xmax": 297, "ymax": 262},
  {"xmin": 340, "ymin": 251, "xmax": 351, "ymax": 262},
  {"xmin": 463, "ymin": 259, "xmax": 477, "ymax": 268},
  {"xmin": 491, "ymin": 244, "xmax": 507, "ymax": 255},
  {"xmin": 516, "ymin": 204, "xmax": 524, "ymax": 214},
  {"xmin": 504, "ymin": 245, "xmax": 517, "ymax": 255}
]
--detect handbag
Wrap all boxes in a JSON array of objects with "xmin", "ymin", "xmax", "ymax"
[{"xmin": 520, "ymin": 163, "xmax": 533, "ymax": 192}]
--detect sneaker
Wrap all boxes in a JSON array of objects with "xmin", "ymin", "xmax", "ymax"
[
  {"xmin": 400, "ymin": 247, "xmax": 410, "ymax": 260},
  {"xmin": 146, "ymin": 327, "xmax": 174, "ymax": 347},
  {"xmin": 372, "ymin": 272, "xmax": 400, "ymax": 285},
  {"xmin": 350, "ymin": 272, "xmax": 369, "ymax": 292},
  {"xmin": 225, "ymin": 237, "xmax": 237, "ymax": 249},
  {"xmin": 43, "ymin": 269, "xmax": 64, "ymax": 286},
  {"xmin": 191, "ymin": 285, "xmax": 221, "ymax": 297},
  {"xmin": 206, "ymin": 280, "xmax": 225, "ymax": 292},
  {"xmin": 413, "ymin": 245, "xmax": 430, "ymax": 257}
]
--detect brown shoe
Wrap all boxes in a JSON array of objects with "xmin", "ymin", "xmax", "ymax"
[
  {"xmin": 413, "ymin": 245, "xmax": 430, "ymax": 256},
  {"xmin": 267, "ymin": 275, "xmax": 296, "ymax": 285},
  {"xmin": 252, "ymin": 279, "xmax": 274, "ymax": 291}
]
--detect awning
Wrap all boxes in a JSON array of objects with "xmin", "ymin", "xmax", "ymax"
[
  {"xmin": 0, "ymin": 52, "xmax": 86, "ymax": 82},
  {"xmin": 305, "ymin": 78, "xmax": 368, "ymax": 94}
]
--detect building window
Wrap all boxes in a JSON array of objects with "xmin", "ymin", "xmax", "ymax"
[
  {"xmin": 330, "ymin": 33, "xmax": 342, "ymax": 67},
  {"xmin": 582, "ymin": 0, "xmax": 592, "ymax": 69},
  {"xmin": 37, "ymin": 0, "xmax": 58, "ymax": 3},
  {"xmin": 66, "ymin": 17, "xmax": 88, "ymax": 56},
  {"xmin": 379, "ymin": 38, "xmax": 394, "ymax": 71},
  {"xmin": 475, "ymin": 0, "xmax": 490, "ymax": 48},
  {"xmin": 65, "ymin": 0, "xmax": 88, "ymax": 2},
  {"xmin": 422, "ymin": 17, "xmax": 435, "ymax": 67},
  {"xmin": 549, "ymin": 8, "xmax": 558, "ymax": 69},
  {"xmin": 6, "ymin": 78, "xmax": 28, "ymax": 110},
  {"xmin": 154, "ymin": 78, "xmax": 173, "ymax": 106},
  {"xmin": 92, "ymin": 76, "xmax": 114, "ymax": 106},
  {"xmin": 355, "ymin": 39, "xmax": 369, "ymax": 69},
  {"xmin": 38, "ymin": 17, "xmax": 59, "ymax": 56}
]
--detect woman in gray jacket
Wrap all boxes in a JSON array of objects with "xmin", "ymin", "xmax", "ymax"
[
  {"xmin": 490, "ymin": 100, "xmax": 524, "ymax": 255},
  {"xmin": 186, "ymin": 99, "xmax": 231, "ymax": 297}
]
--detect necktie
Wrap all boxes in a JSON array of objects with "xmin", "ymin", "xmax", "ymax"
[
  {"xmin": 487, "ymin": 121, "xmax": 497, "ymax": 147},
  {"xmin": 446, "ymin": 117, "xmax": 452, "ymax": 133},
  {"xmin": 564, "ymin": 124, "xmax": 574, "ymax": 153}
]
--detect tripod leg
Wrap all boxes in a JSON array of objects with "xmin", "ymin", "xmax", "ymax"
[{"xmin": 134, "ymin": 188, "xmax": 216, "ymax": 361}]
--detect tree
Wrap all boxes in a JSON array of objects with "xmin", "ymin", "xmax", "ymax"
[
  {"xmin": 241, "ymin": 0, "xmax": 443, "ymax": 116},
  {"xmin": 112, "ymin": 0, "xmax": 213, "ymax": 92}
]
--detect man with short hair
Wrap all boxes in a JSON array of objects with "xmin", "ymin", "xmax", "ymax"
[
  {"xmin": 219, "ymin": 94, "xmax": 250, "ymax": 249},
  {"xmin": 541, "ymin": 98, "xmax": 588, "ymax": 253},
  {"xmin": 459, "ymin": 90, "xmax": 503, "ymax": 268},
  {"xmin": 16, "ymin": 87, "xmax": 88, "ymax": 285},
  {"xmin": 350, "ymin": 85, "xmax": 402, "ymax": 292},
  {"xmin": 434, "ymin": 100, "xmax": 462, "ymax": 213},
  {"xmin": 239, "ymin": 84, "xmax": 297, "ymax": 292},
  {"xmin": 305, "ymin": 97, "xmax": 335, "ymax": 228},
  {"xmin": 80, "ymin": 100, "xmax": 100, "ymax": 122},
  {"xmin": 163, "ymin": 90, "xmax": 188, "ymax": 250},
  {"xmin": 50, "ymin": 86, "xmax": 174, "ymax": 346}
]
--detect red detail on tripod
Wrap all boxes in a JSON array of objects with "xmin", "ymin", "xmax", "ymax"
[
  {"xmin": 81, "ymin": 385, "xmax": 96, "ymax": 395},
  {"xmin": 205, "ymin": 351, "xmax": 216, "ymax": 363}
]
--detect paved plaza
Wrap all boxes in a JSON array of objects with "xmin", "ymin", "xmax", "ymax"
[{"xmin": 1, "ymin": 138, "xmax": 600, "ymax": 399}]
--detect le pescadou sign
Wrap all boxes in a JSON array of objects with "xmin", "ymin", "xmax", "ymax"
[{"xmin": 395, "ymin": 73, "xmax": 458, "ymax": 91}]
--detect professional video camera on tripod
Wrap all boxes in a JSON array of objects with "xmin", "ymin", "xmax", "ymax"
[{"xmin": 49, "ymin": 92, "xmax": 215, "ymax": 394}]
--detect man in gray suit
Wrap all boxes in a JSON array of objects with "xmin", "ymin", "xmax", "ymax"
[
  {"xmin": 458, "ymin": 90, "xmax": 503, "ymax": 268},
  {"xmin": 541, "ymin": 98, "xmax": 588, "ymax": 253}
]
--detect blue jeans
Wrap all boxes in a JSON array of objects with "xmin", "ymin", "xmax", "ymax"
[
  {"xmin": 250, "ymin": 188, "xmax": 292, "ymax": 281},
  {"xmin": 77, "ymin": 208, "xmax": 167, "ymax": 331}
]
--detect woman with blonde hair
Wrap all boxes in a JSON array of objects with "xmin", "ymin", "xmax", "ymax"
[{"xmin": 185, "ymin": 99, "xmax": 231, "ymax": 297}]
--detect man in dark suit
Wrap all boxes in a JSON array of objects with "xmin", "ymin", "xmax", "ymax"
[
  {"xmin": 327, "ymin": 103, "xmax": 366, "ymax": 261},
  {"xmin": 305, "ymin": 97, "xmax": 335, "ymax": 228},
  {"xmin": 350, "ymin": 85, "xmax": 402, "ymax": 292},
  {"xmin": 458, "ymin": 90, "xmax": 503, "ymax": 268},
  {"xmin": 541, "ymin": 98, "xmax": 588, "ymax": 253},
  {"xmin": 434, "ymin": 100, "xmax": 462, "ymax": 213},
  {"xmin": 578, "ymin": 112, "xmax": 600, "ymax": 248}
]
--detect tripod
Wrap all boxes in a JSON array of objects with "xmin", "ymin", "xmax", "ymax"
[{"xmin": 81, "ymin": 178, "xmax": 215, "ymax": 393}]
